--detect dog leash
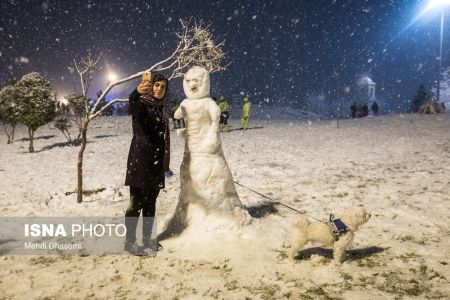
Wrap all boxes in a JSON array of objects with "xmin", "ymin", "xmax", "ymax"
[{"xmin": 233, "ymin": 181, "xmax": 323, "ymax": 222}]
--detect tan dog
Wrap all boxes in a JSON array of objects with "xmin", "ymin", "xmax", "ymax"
[{"xmin": 288, "ymin": 207, "xmax": 371, "ymax": 265}]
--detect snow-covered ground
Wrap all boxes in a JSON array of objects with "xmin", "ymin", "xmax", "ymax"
[{"xmin": 0, "ymin": 112, "xmax": 449, "ymax": 299}]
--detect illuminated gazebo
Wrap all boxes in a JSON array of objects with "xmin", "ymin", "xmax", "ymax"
[{"xmin": 359, "ymin": 76, "xmax": 376, "ymax": 102}]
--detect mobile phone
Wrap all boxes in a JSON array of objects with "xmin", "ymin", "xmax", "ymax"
[{"xmin": 142, "ymin": 71, "xmax": 152, "ymax": 82}]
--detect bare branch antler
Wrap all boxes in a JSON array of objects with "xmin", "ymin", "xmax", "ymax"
[{"xmin": 168, "ymin": 19, "xmax": 227, "ymax": 80}]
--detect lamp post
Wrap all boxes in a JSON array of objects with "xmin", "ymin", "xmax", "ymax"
[
  {"xmin": 421, "ymin": 0, "xmax": 450, "ymax": 101},
  {"xmin": 438, "ymin": 11, "xmax": 444, "ymax": 101}
]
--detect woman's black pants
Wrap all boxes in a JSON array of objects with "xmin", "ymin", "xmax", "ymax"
[{"xmin": 125, "ymin": 186, "xmax": 160, "ymax": 243}]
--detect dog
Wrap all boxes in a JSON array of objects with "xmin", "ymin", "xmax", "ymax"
[{"xmin": 288, "ymin": 207, "xmax": 371, "ymax": 265}]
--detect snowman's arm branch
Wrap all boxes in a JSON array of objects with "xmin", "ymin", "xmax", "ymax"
[
  {"xmin": 174, "ymin": 106, "xmax": 183, "ymax": 119},
  {"xmin": 209, "ymin": 101, "xmax": 221, "ymax": 133}
]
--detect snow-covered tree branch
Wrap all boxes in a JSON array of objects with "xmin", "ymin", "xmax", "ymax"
[
  {"xmin": 90, "ymin": 98, "xmax": 128, "ymax": 119},
  {"xmin": 89, "ymin": 19, "xmax": 226, "ymax": 119}
]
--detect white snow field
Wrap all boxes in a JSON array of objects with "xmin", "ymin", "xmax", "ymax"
[{"xmin": 0, "ymin": 111, "xmax": 449, "ymax": 299}]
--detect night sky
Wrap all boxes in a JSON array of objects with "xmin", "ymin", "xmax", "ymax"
[{"xmin": 1, "ymin": 0, "xmax": 449, "ymax": 111}]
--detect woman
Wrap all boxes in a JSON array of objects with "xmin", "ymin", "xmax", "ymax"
[{"xmin": 124, "ymin": 73, "xmax": 170, "ymax": 256}]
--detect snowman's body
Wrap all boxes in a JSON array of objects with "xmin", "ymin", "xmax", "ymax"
[
  {"xmin": 159, "ymin": 67, "xmax": 250, "ymax": 239},
  {"xmin": 175, "ymin": 96, "xmax": 244, "ymax": 213}
]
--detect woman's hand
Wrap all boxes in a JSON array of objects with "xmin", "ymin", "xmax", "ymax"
[{"xmin": 137, "ymin": 80, "xmax": 152, "ymax": 94}]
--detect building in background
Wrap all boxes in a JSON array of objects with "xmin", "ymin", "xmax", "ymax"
[{"xmin": 358, "ymin": 77, "xmax": 376, "ymax": 102}]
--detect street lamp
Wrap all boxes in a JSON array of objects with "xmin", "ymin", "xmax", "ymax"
[
  {"xmin": 438, "ymin": 9, "xmax": 444, "ymax": 102},
  {"xmin": 422, "ymin": 0, "xmax": 450, "ymax": 101},
  {"xmin": 106, "ymin": 72, "xmax": 117, "ymax": 85}
]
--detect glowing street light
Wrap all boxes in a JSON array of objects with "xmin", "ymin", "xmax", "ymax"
[
  {"xmin": 107, "ymin": 72, "xmax": 118, "ymax": 84},
  {"xmin": 424, "ymin": 0, "xmax": 450, "ymax": 12},
  {"xmin": 421, "ymin": 0, "xmax": 450, "ymax": 101}
]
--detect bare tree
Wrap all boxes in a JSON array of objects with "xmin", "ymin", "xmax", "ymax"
[{"xmin": 74, "ymin": 19, "xmax": 227, "ymax": 203}]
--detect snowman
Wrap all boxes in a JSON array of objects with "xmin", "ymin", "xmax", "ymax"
[{"xmin": 159, "ymin": 66, "xmax": 251, "ymax": 239}]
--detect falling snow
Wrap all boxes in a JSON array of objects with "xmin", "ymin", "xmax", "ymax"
[{"xmin": 2, "ymin": 0, "xmax": 441, "ymax": 113}]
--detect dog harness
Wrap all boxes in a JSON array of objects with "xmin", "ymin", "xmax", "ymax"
[{"xmin": 326, "ymin": 214, "xmax": 348, "ymax": 240}]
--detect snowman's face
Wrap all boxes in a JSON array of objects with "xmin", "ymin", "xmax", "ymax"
[{"xmin": 183, "ymin": 67, "xmax": 210, "ymax": 99}]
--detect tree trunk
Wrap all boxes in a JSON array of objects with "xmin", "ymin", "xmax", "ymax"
[
  {"xmin": 6, "ymin": 131, "xmax": 11, "ymax": 145},
  {"xmin": 28, "ymin": 127, "xmax": 34, "ymax": 153},
  {"xmin": 67, "ymin": 130, "xmax": 72, "ymax": 144},
  {"xmin": 77, "ymin": 128, "xmax": 82, "ymax": 141},
  {"xmin": 11, "ymin": 124, "xmax": 15, "ymax": 142},
  {"xmin": 77, "ymin": 120, "xmax": 89, "ymax": 203},
  {"xmin": 2, "ymin": 122, "xmax": 11, "ymax": 144}
]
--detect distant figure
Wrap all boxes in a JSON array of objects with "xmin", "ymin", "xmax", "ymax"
[
  {"xmin": 240, "ymin": 97, "xmax": 252, "ymax": 129},
  {"xmin": 371, "ymin": 101, "xmax": 379, "ymax": 116},
  {"xmin": 355, "ymin": 103, "xmax": 362, "ymax": 118},
  {"xmin": 361, "ymin": 103, "xmax": 369, "ymax": 117},
  {"xmin": 350, "ymin": 102, "xmax": 357, "ymax": 118},
  {"xmin": 218, "ymin": 96, "xmax": 230, "ymax": 129}
]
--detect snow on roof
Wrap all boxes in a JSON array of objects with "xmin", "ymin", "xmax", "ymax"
[{"xmin": 361, "ymin": 77, "xmax": 374, "ymax": 84}]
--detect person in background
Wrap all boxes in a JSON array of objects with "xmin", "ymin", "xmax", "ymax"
[
  {"xmin": 350, "ymin": 102, "xmax": 357, "ymax": 118},
  {"xmin": 362, "ymin": 103, "xmax": 369, "ymax": 117},
  {"xmin": 240, "ymin": 96, "xmax": 251, "ymax": 129},
  {"xmin": 371, "ymin": 101, "xmax": 379, "ymax": 116},
  {"xmin": 218, "ymin": 95, "xmax": 230, "ymax": 130},
  {"xmin": 124, "ymin": 72, "xmax": 170, "ymax": 256}
]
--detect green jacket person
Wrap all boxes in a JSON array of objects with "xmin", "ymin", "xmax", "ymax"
[
  {"xmin": 218, "ymin": 96, "xmax": 230, "ymax": 126},
  {"xmin": 240, "ymin": 97, "xmax": 251, "ymax": 129}
]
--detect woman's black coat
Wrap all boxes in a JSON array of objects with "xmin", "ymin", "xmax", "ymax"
[{"xmin": 125, "ymin": 89, "xmax": 166, "ymax": 189}]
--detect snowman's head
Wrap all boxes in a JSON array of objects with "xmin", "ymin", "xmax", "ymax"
[{"xmin": 183, "ymin": 66, "xmax": 210, "ymax": 99}]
